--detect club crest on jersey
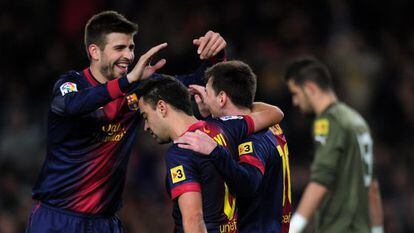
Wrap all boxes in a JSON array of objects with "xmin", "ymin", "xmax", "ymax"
[
  {"xmin": 126, "ymin": 93, "xmax": 139, "ymax": 111},
  {"xmin": 314, "ymin": 119, "xmax": 329, "ymax": 136},
  {"xmin": 269, "ymin": 124, "xmax": 283, "ymax": 136},
  {"xmin": 238, "ymin": 141, "xmax": 253, "ymax": 156},
  {"xmin": 220, "ymin": 115, "xmax": 243, "ymax": 121},
  {"xmin": 170, "ymin": 165, "xmax": 186, "ymax": 184},
  {"xmin": 60, "ymin": 82, "xmax": 78, "ymax": 96}
]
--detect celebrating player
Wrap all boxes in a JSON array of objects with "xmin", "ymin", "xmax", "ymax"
[
  {"xmin": 26, "ymin": 10, "xmax": 227, "ymax": 233},
  {"xmin": 175, "ymin": 60, "xmax": 292, "ymax": 233},
  {"xmin": 137, "ymin": 74, "xmax": 284, "ymax": 232}
]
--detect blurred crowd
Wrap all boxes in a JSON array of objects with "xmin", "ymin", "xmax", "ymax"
[{"xmin": 1, "ymin": 0, "xmax": 413, "ymax": 232}]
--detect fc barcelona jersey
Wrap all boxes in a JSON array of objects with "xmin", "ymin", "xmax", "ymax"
[
  {"xmin": 32, "ymin": 65, "xmax": 208, "ymax": 215},
  {"xmin": 165, "ymin": 116, "xmax": 254, "ymax": 233}
]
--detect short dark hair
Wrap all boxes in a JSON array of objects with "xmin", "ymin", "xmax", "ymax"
[
  {"xmin": 284, "ymin": 58, "xmax": 333, "ymax": 91},
  {"xmin": 138, "ymin": 75, "xmax": 193, "ymax": 116},
  {"xmin": 84, "ymin": 11, "xmax": 138, "ymax": 57},
  {"xmin": 205, "ymin": 60, "xmax": 257, "ymax": 108}
]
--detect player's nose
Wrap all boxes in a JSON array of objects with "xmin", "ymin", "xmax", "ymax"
[{"xmin": 123, "ymin": 49, "xmax": 134, "ymax": 61}]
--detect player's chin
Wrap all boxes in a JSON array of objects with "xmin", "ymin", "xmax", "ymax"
[
  {"xmin": 156, "ymin": 137, "xmax": 172, "ymax": 144},
  {"xmin": 113, "ymin": 66, "xmax": 128, "ymax": 77}
]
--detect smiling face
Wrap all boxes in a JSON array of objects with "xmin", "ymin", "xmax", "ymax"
[
  {"xmin": 95, "ymin": 32, "xmax": 135, "ymax": 80},
  {"xmin": 138, "ymin": 98, "xmax": 171, "ymax": 144}
]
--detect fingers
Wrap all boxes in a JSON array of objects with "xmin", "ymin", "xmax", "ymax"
[
  {"xmin": 151, "ymin": 58, "xmax": 167, "ymax": 70},
  {"xmin": 210, "ymin": 37, "xmax": 226, "ymax": 56},
  {"xmin": 193, "ymin": 36, "xmax": 203, "ymax": 46},
  {"xmin": 174, "ymin": 132, "xmax": 197, "ymax": 145},
  {"xmin": 194, "ymin": 94, "xmax": 202, "ymax": 104},
  {"xmin": 139, "ymin": 42, "xmax": 168, "ymax": 66},
  {"xmin": 189, "ymin": 85, "xmax": 206, "ymax": 96},
  {"xmin": 196, "ymin": 31, "xmax": 212, "ymax": 56},
  {"xmin": 195, "ymin": 130, "xmax": 212, "ymax": 140},
  {"xmin": 200, "ymin": 32, "xmax": 219, "ymax": 59},
  {"xmin": 176, "ymin": 143, "xmax": 194, "ymax": 150},
  {"xmin": 189, "ymin": 85, "xmax": 207, "ymax": 102}
]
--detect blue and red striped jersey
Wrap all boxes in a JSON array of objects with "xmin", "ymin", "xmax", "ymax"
[
  {"xmin": 209, "ymin": 124, "xmax": 292, "ymax": 233},
  {"xmin": 165, "ymin": 116, "xmax": 254, "ymax": 233},
  {"xmin": 32, "ymin": 65, "xmax": 208, "ymax": 215},
  {"xmin": 237, "ymin": 125, "xmax": 292, "ymax": 233}
]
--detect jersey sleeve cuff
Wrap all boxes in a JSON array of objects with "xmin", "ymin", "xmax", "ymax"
[
  {"xmin": 239, "ymin": 155, "xmax": 265, "ymax": 175},
  {"xmin": 171, "ymin": 182, "xmax": 201, "ymax": 200},
  {"xmin": 244, "ymin": 115, "xmax": 255, "ymax": 136},
  {"xmin": 107, "ymin": 77, "xmax": 129, "ymax": 99},
  {"xmin": 209, "ymin": 50, "xmax": 227, "ymax": 64}
]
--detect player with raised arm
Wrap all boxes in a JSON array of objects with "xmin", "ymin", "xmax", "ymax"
[
  {"xmin": 27, "ymin": 10, "xmax": 227, "ymax": 233},
  {"xmin": 175, "ymin": 60, "xmax": 292, "ymax": 233},
  {"xmin": 137, "ymin": 75, "xmax": 283, "ymax": 233}
]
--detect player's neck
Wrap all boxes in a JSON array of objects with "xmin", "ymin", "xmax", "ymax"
[
  {"xmin": 169, "ymin": 114, "xmax": 199, "ymax": 140},
  {"xmin": 222, "ymin": 103, "xmax": 251, "ymax": 116},
  {"xmin": 89, "ymin": 64, "xmax": 110, "ymax": 84},
  {"xmin": 314, "ymin": 92, "xmax": 337, "ymax": 115}
]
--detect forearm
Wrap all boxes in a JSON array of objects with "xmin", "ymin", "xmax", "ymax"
[
  {"xmin": 290, "ymin": 182, "xmax": 328, "ymax": 233},
  {"xmin": 250, "ymin": 102, "xmax": 284, "ymax": 132},
  {"xmin": 176, "ymin": 50, "xmax": 226, "ymax": 87},
  {"xmin": 183, "ymin": 214, "xmax": 207, "ymax": 233},
  {"xmin": 369, "ymin": 180, "xmax": 384, "ymax": 233},
  {"xmin": 175, "ymin": 61, "xmax": 210, "ymax": 87},
  {"xmin": 52, "ymin": 77, "xmax": 130, "ymax": 116},
  {"xmin": 210, "ymin": 146, "xmax": 262, "ymax": 197}
]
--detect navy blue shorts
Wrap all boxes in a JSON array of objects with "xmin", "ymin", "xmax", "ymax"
[{"xmin": 26, "ymin": 202, "xmax": 123, "ymax": 233}]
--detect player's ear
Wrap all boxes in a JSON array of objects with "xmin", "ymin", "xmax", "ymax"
[
  {"xmin": 218, "ymin": 91, "xmax": 227, "ymax": 107},
  {"xmin": 303, "ymin": 81, "xmax": 317, "ymax": 96},
  {"xmin": 157, "ymin": 100, "xmax": 168, "ymax": 117},
  {"xmin": 88, "ymin": 44, "xmax": 101, "ymax": 61}
]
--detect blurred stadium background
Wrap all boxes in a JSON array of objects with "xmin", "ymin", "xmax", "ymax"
[{"xmin": 1, "ymin": 0, "xmax": 413, "ymax": 232}]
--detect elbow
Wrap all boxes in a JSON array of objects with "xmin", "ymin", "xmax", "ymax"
[
  {"xmin": 276, "ymin": 107, "xmax": 284, "ymax": 123},
  {"xmin": 182, "ymin": 212, "xmax": 205, "ymax": 232},
  {"xmin": 64, "ymin": 105, "xmax": 82, "ymax": 117},
  {"xmin": 183, "ymin": 212, "xmax": 204, "ymax": 223},
  {"xmin": 271, "ymin": 106, "xmax": 284, "ymax": 124}
]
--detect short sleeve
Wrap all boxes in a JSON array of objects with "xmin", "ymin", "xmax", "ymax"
[
  {"xmin": 166, "ymin": 147, "xmax": 202, "ymax": 200},
  {"xmin": 238, "ymin": 137, "xmax": 267, "ymax": 175},
  {"xmin": 310, "ymin": 117, "xmax": 346, "ymax": 188}
]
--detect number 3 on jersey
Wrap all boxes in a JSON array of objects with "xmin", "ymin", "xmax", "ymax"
[{"xmin": 170, "ymin": 165, "xmax": 186, "ymax": 184}]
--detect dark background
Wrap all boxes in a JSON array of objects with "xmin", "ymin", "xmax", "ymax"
[{"xmin": 1, "ymin": 0, "xmax": 413, "ymax": 232}]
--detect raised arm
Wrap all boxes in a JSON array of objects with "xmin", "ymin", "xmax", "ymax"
[
  {"xmin": 248, "ymin": 102, "xmax": 284, "ymax": 132},
  {"xmin": 176, "ymin": 30, "xmax": 227, "ymax": 87}
]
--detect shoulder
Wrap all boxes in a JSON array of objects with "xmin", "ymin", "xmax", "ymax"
[
  {"xmin": 55, "ymin": 70, "xmax": 83, "ymax": 84},
  {"xmin": 52, "ymin": 70, "xmax": 84, "ymax": 93},
  {"xmin": 166, "ymin": 145, "xmax": 200, "ymax": 164},
  {"xmin": 324, "ymin": 102, "xmax": 370, "ymax": 132},
  {"xmin": 239, "ymin": 130, "xmax": 273, "ymax": 152}
]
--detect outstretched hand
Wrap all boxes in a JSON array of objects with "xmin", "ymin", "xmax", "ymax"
[
  {"xmin": 127, "ymin": 43, "xmax": 168, "ymax": 83},
  {"xmin": 189, "ymin": 85, "xmax": 210, "ymax": 117},
  {"xmin": 174, "ymin": 130, "xmax": 217, "ymax": 155},
  {"xmin": 193, "ymin": 30, "xmax": 226, "ymax": 60}
]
